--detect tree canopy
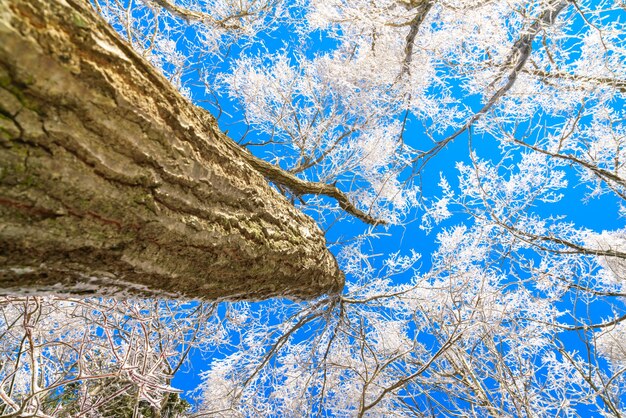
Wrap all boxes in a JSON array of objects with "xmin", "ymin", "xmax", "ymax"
[{"xmin": 1, "ymin": 0, "xmax": 626, "ymax": 416}]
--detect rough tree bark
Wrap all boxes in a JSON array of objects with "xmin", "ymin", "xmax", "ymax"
[{"xmin": 0, "ymin": 0, "xmax": 345, "ymax": 299}]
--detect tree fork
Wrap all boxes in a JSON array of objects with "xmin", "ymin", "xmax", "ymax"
[{"xmin": 0, "ymin": 0, "xmax": 344, "ymax": 299}]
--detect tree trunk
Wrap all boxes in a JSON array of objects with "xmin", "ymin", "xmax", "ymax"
[{"xmin": 0, "ymin": 0, "xmax": 344, "ymax": 299}]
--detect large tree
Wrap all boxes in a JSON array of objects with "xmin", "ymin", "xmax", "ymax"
[{"xmin": 0, "ymin": 0, "xmax": 385, "ymax": 299}]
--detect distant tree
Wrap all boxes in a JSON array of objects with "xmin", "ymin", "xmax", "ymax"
[{"xmin": 1, "ymin": 0, "xmax": 626, "ymax": 416}]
